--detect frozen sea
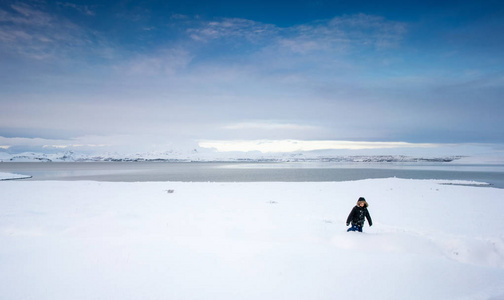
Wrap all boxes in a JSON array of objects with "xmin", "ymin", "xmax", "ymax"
[{"xmin": 0, "ymin": 161, "xmax": 503, "ymax": 188}]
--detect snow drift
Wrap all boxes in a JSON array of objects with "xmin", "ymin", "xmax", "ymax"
[{"xmin": 1, "ymin": 177, "xmax": 503, "ymax": 299}]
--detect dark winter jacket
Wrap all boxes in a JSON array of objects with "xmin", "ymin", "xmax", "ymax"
[{"xmin": 346, "ymin": 206, "xmax": 372, "ymax": 227}]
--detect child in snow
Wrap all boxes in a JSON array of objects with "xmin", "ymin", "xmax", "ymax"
[{"xmin": 346, "ymin": 197, "xmax": 373, "ymax": 232}]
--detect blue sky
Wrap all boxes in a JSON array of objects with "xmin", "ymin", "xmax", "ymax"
[{"xmin": 1, "ymin": 0, "xmax": 503, "ymax": 156}]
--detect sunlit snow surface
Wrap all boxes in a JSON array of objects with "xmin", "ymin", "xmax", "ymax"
[{"xmin": 1, "ymin": 177, "xmax": 503, "ymax": 299}]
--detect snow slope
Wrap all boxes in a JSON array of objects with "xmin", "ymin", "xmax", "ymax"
[
  {"xmin": 1, "ymin": 178, "xmax": 503, "ymax": 299},
  {"xmin": 0, "ymin": 172, "xmax": 32, "ymax": 180}
]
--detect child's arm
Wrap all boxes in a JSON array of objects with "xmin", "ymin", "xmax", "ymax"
[
  {"xmin": 365, "ymin": 210, "xmax": 373, "ymax": 226},
  {"xmin": 346, "ymin": 207, "xmax": 356, "ymax": 225}
]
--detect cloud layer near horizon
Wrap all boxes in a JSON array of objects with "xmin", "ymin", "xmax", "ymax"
[
  {"xmin": 198, "ymin": 140, "xmax": 438, "ymax": 153},
  {"xmin": 1, "ymin": 1, "xmax": 503, "ymax": 155}
]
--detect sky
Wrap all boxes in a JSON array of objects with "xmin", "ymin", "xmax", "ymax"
[{"xmin": 1, "ymin": 0, "xmax": 504, "ymax": 157}]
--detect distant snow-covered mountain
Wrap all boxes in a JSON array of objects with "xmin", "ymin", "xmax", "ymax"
[{"xmin": 0, "ymin": 150, "xmax": 462, "ymax": 163}]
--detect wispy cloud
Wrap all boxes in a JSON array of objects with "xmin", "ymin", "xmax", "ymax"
[
  {"xmin": 4, "ymin": 3, "xmax": 53, "ymax": 26},
  {"xmin": 188, "ymin": 18, "xmax": 279, "ymax": 42},
  {"xmin": 1, "ymin": 1, "xmax": 503, "ymax": 155},
  {"xmin": 327, "ymin": 14, "xmax": 407, "ymax": 49},
  {"xmin": 56, "ymin": 2, "xmax": 96, "ymax": 16},
  {"xmin": 118, "ymin": 48, "xmax": 193, "ymax": 76},
  {"xmin": 188, "ymin": 14, "xmax": 407, "ymax": 55},
  {"xmin": 0, "ymin": 4, "xmax": 56, "ymax": 59},
  {"xmin": 0, "ymin": 2, "xmax": 105, "ymax": 61}
]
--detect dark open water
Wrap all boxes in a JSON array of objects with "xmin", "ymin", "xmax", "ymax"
[{"xmin": 1, "ymin": 162, "xmax": 503, "ymax": 188}]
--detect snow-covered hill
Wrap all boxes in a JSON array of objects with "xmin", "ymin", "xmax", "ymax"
[{"xmin": 0, "ymin": 150, "xmax": 463, "ymax": 163}]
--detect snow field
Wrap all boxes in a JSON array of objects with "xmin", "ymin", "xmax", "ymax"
[{"xmin": 1, "ymin": 178, "xmax": 504, "ymax": 299}]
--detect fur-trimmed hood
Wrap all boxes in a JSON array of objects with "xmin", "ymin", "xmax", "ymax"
[{"xmin": 356, "ymin": 197, "xmax": 368, "ymax": 207}]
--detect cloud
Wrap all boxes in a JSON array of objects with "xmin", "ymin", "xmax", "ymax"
[
  {"xmin": 1, "ymin": 4, "xmax": 503, "ymax": 153},
  {"xmin": 187, "ymin": 14, "xmax": 407, "ymax": 56},
  {"xmin": 56, "ymin": 2, "xmax": 96, "ymax": 16},
  {"xmin": 0, "ymin": 2, "xmax": 107, "ymax": 61},
  {"xmin": 271, "ymin": 14, "xmax": 407, "ymax": 58},
  {"xmin": 199, "ymin": 140, "xmax": 438, "ymax": 153},
  {"xmin": 0, "ymin": 136, "xmax": 73, "ymax": 151},
  {"xmin": 42, "ymin": 144, "xmax": 107, "ymax": 149},
  {"xmin": 0, "ymin": 4, "xmax": 57, "ymax": 59},
  {"xmin": 327, "ymin": 13, "xmax": 407, "ymax": 49},
  {"xmin": 118, "ymin": 48, "xmax": 193, "ymax": 76},
  {"xmin": 188, "ymin": 18, "xmax": 279, "ymax": 42},
  {"xmin": 222, "ymin": 121, "xmax": 319, "ymax": 131},
  {"xmin": 0, "ymin": 134, "xmax": 138, "ymax": 154},
  {"xmin": 5, "ymin": 3, "xmax": 53, "ymax": 26}
]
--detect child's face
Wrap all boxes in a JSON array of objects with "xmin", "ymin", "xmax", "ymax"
[{"xmin": 358, "ymin": 202, "xmax": 365, "ymax": 207}]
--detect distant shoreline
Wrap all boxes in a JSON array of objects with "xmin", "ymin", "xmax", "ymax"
[
  {"xmin": 1, "ymin": 154, "xmax": 465, "ymax": 163},
  {"xmin": 1, "ymin": 162, "xmax": 503, "ymax": 188}
]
